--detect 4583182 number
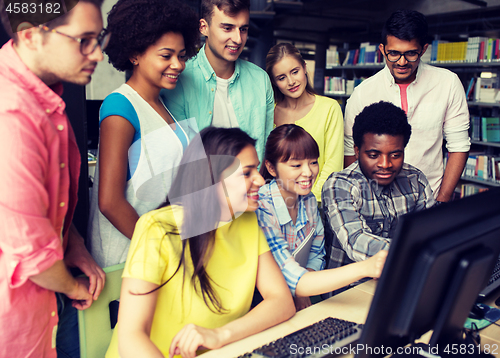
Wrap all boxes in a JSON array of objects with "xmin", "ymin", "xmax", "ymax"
[
  {"xmin": 5, "ymin": 2, "xmax": 61, "ymax": 14},
  {"xmin": 443, "ymin": 343, "xmax": 498, "ymax": 355}
]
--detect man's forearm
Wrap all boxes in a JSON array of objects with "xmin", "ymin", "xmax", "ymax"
[
  {"xmin": 436, "ymin": 151, "xmax": 469, "ymax": 202},
  {"xmin": 344, "ymin": 232, "xmax": 390, "ymax": 262},
  {"xmin": 65, "ymin": 222, "xmax": 106, "ymax": 300},
  {"xmin": 331, "ymin": 217, "xmax": 390, "ymax": 262},
  {"xmin": 29, "ymin": 259, "xmax": 78, "ymax": 296}
]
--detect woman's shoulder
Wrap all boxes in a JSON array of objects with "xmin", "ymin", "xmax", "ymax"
[
  {"xmin": 102, "ymin": 87, "xmax": 132, "ymax": 107},
  {"xmin": 104, "ymin": 83, "xmax": 136, "ymax": 100},
  {"xmin": 100, "ymin": 85, "xmax": 138, "ymax": 124},
  {"xmin": 314, "ymin": 94, "xmax": 341, "ymax": 109}
]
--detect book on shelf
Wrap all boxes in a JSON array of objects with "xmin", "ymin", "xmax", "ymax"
[
  {"xmin": 358, "ymin": 43, "xmax": 367, "ymax": 65},
  {"xmin": 434, "ymin": 40, "xmax": 448, "ymax": 62},
  {"xmin": 487, "ymin": 38, "xmax": 493, "ymax": 61},
  {"xmin": 480, "ymin": 37, "xmax": 500, "ymax": 62},
  {"xmin": 431, "ymin": 40, "xmax": 444, "ymax": 62},
  {"xmin": 473, "ymin": 76, "xmax": 499, "ymax": 103},
  {"xmin": 477, "ymin": 155, "xmax": 487, "ymax": 179},
  {"xmin": 353, "ymin": 49, "xmax": 360, "ymax": 65},
  {"xmin": 420, "ymin": 43, "xmax": 432, "ymax": 63},
  {"xmin": 459, "ymin": 151, "xmax": 500, "ymax": 183},
  {"xmin": 427, "ymin": 36, "xmax": 500, "ymax": 63},
  {"xmin": 470, "ymin": 116, "xmax": 500, "ymax": 142},
  {"xmin": 466, "ymin": 37, "xmax": 475, "ymax": 62},
  {"xmin": 345, "ymin": 80, "xmax": 355, "ymax": 95},
  {"xmin": 342, "ymin": 49, "xmax": 358, "ymax": 66},
  {"xmin": 465, "ymin": 37, "xmax": 488, "ymax": 62},
  {"xmin": 340, "ymin": 45, "xmax": 383, "ymax": 66},
  {"xmin": 459, "ymin": 182, "xmax": 489, "ymax": 198},
  {"xmin": 326, "ymin": 45, "xmax": 339, "ymax": 69},
  {"xmin": 358, "ymin": 42, "xmax": 380, "ymax": 65},
  {"xmin": 471, "ymin": 115, "xmax": 482, "ymax": 141},
  {"xmin": 433, "ymin": 41, "xmax": 467, "ymax": 62},
  {"xmin": 466, "ymin": 77, "xmax": 476, "ymax": 100},
  {"xmin": 324, "ymin": 76, "xmax": 367, "ymax": 95},
  {"xmin": 324, "ymin": 76, "xmax": 345, "ymax": 95},
  {"xmin": 482, "ymin": 116, "xmax": 500, "ymax": 142},
  {"xmin": 474, "ymin": 77, "xmax": 481, "ymax": 101}
]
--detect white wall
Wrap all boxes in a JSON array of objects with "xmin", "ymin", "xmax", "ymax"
[{"xmin": 85, "ymin": 0, "xmax": 124, "ymax": 100}]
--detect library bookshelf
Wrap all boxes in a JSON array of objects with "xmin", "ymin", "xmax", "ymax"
[{"xmin": 322, "ymin": 49, "xmax": 500, "ymax": 198}]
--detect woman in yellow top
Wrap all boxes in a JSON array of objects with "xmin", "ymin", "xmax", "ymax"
[
  {"xmin": 106, "ymin": 127, "xmax": 295, "ymax": 358},
  {"xmin": 266, "ymin": 43, "xmax": 344, "ymax": 201}
]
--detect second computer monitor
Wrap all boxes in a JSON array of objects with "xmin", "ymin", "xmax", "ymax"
[{"xmin": 356, "ymin": 188, "xmax": 500, "ymax": 357}]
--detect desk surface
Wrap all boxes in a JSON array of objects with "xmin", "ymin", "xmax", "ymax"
[
  {"xmin": 201, "ymin": 280, "xmax": 500, "ymax": 358},
  {"xmin": 481, "ymin": 288, "xmax": 500, "ymax": 356}
]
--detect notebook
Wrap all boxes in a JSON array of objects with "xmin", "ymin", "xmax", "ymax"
[{"xmin": 292, "ymin": 228, "xmax": 316, "ymax": 267}]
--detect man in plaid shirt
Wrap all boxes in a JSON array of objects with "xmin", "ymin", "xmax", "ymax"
[{"xmin": 322, "ymin": 101, "xmax": 435, "ymax": 271}]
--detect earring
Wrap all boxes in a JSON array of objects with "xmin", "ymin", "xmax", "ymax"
[{"xmin": 132, "ymin": 61, "xmax": 137, "ymax": 65}]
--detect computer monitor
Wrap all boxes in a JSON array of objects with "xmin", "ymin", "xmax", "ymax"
[{"xmin": 356, "ymin": 188, "xmax": 500, "ymax": 357}]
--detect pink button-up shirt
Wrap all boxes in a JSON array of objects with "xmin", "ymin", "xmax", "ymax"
[{"xmin": 0, "ymin": 40, "xmax": 80, "ymax": 357}]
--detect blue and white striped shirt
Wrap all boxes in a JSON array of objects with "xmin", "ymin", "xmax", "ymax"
[{"xmin": 256, "ymin": 179, "xmax": 325, "ymax": 296}]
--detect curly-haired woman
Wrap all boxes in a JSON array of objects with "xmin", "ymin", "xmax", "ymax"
[{"xmin": 87, "ymin": 0, "xmax": 200, "ymax": 268}]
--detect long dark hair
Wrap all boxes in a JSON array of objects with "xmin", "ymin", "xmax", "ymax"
[
  {"xmin": 265, "ymin": 43, "xmax": 316, "ymax": 103},
  {"xmin": 148, "ymin": 127, "xmax": 256, "ymax": 313},
  {"xmin": 261, "ymin": 124, "xmax": 319, "ymax": 182}
]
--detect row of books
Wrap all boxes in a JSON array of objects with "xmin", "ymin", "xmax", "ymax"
[
  {"xmin": 458, "ymin": 183, "xmax": 489, "ymax": 198},
  {"xmin": 342, "ymin": 43, "xmax": 384, "ymax": 66},
  {"xmin": 323, "ymin": 76, "xmax": 364, "ymax": 95},
  {"xmin": 429, "ymin": 40, "xmax": 467, "ymax": 63},
  {"xmin": 429, "ymin": 37, "xmax": 500, "ymax": 63},
  {"xmin": 470, "ymin": 116, "xmax": 500, "ymax": 142},
  {"xmin": 325, "ymin": 46, "xmax": 340, "ymax": 69},
  {"xmin": 461, "ymin": 152, "xmax": 500, "ymax": 183},
  {"xmin": 326, "ymin": 43, "xmax": 433, "ymax": 67},
  {"xmin": 323, "ymin": 77, "xmax": 345, "ymax": 95},
  {"xmin": 326, "ymin": 36, "xmax": 500, "ymax": 68}
]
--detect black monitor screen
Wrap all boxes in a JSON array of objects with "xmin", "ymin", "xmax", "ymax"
[{"xmin": 356, "ymin": 188, "xmax": 500, "ymax": 357}]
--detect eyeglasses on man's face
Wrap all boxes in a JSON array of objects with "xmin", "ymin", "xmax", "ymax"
[
  {"xmin": 38, "ymin": 25, "xmax": 111, "ymax": 56},
  {"xmin": 383, "ymin": 47, "xmax": 422, "ymax": 63}
]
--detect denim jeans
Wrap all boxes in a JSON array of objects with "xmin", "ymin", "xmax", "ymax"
[{"xmin": 56, "ymin": 293, "xmax": 80, "ymax": 358}]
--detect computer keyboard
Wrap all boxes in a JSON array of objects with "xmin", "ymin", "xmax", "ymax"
[
  {"xmin": 478, "ymin": 256, "xmax": 500, "ymax": 299},
  {"xmin": 237, "ymin": 317, "xmax": 362, "ymax": 358}
]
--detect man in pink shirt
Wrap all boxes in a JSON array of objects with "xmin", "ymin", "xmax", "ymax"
[{"xmin": 0, "ymin": 1, "xmax": 107, "ymax": 356}]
